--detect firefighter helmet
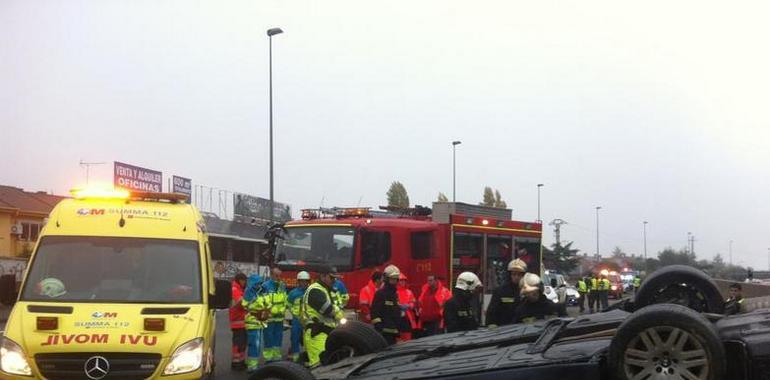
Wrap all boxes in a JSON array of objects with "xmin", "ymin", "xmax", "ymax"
[
  {"xmin": 519, "ymin": 273, "xmax": 542, "ymax": 295},
  {"xmin": 297, "ymin": 271, "xmax": 311, "ymax": 280},
  {"xmin": 455, "ymin": 272, "xmax": 483, "ymax": 291},
  {"xmin": 384, "ymin": 265, "xmax": 401, "ymax": 279},
  {"xmin": 507, "ymin": 258, "xmax": 528, "ymax": 273}
]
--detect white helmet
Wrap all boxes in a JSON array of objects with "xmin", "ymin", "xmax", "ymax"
[
  {"xmin": 455, "ymin": 272, "xmax": 482, "ymax": 291},
  {"xmin": 520, "ymin": 273, "xmax": 542, "ymax": 295},
  {"xmin": 297, "ymin": 271, "xmax": 311, "ymax": 281},
  {"xmin": 383, "ymin": 265, "xmax": 401, "ymax": 279},
  {"xmin": 38, "ymin": 278, "xmax": 67, "ymax": 298},
  {"xmin": 507, "ymin": 258, "xmax": 527, "ymax": 273}
]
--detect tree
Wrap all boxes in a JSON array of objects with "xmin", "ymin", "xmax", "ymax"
[
  {"xmin": 386, "ymin": 181, "xmax": 410, "ymax": 208},
  {"xmin": 543, "ymin": 241, "xmax": 580, "ymax": 274},
  {"xmin": 611, "ymin": 246, "xmax": 627, "ymax": 258},
  {"xmin": 437, "ymin": 192, "xmax": 449, "ymax": 202},
  {"xmin": 480, "ymin": 186, "xmax": 495, "ymax": 207},
  {"xmin": 480, "ymin": 187, "xmax": 507, "ymax": 208},
  {"xmin": 494, "ymin": 189, "xmax": 507, "ymax": 208}
]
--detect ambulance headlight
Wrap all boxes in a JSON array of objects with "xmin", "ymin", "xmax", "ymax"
[
  {"xmin": 0, "ymin": 337, "xmax": 32, "ymax": 376},
  {"xmin": 163, "ymin": 338, "xmax": 203, "ymax": 375}
]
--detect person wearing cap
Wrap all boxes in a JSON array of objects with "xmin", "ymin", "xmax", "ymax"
[
  {"xmin": 397, "ymin": 273, "xmax": 418, "ymax": 341},
  {"xmin": 300, "ymin": 266, "xmax": 344, "ymax": 367},
  {"xmin": 262, "ymin": 267, "xmax": 288, "ymax": 362},
  {"xmin": 485, "ymin": 259, "xmax": 527, "ymax": 327},
  {"xmin": 287, "ymin": 271, "xmax": 311, "ymax": 363},
  {"xmin": 358, "ymin": 271, "xmax": 383, "ymax": 323},
  {"xmin": 242, "ymin": 274, "xmax": 269, "ymax": 373},
  {"xmin": 371, "ymin": 265, "xmax": 408, "ymax": 345},
  {"xmin": 229, "ymin": 273, "xmax": 248, "ymax": 370},
  {"xmin": 513, "ymin": 273, "xmax": 562, "ymax": 324},
  {"xmin": 444, "ymin": 271, "xmax": 483, "ymax": 333}
]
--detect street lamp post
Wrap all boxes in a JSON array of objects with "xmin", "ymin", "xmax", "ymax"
[
  {"xmin": 267, "ymin": 27, "xmax": 283, "ymax": 222},
  {"xmin": 643, "ymin": 221, "xmax": 648, "ymax": 272},
  {"xmin": 537, "ymin": 184, "xmax": 544, "ymax": 223},
  {"xmin": 595, "ymin": 206, "xmax": 602, "ymax": 256},
  {"xmin": 452, "ymin": 141, "xmax": 461, "ymax": 202}
]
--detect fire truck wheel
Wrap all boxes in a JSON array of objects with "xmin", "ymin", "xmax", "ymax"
[
  {"xmin": 634, "ymin": 265, "xmax": 723, "ymax": 313},
  {"xmin": 323, "ymin": 320, "xmax": 389, "ymax": 365},
  {"xmin": 249, "ymin": 361, "xmax": 314, "ymax": 380},
  {"xmin": 608, "ymin": 304, "xmax": 725, "ymax": 380}
]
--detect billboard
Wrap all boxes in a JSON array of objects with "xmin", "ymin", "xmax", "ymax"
[
  {"xmin": 233, "ymin": 193, "xmax": 291, "ymax": 222},
  {"xmin": 114, "ymin": 161, "xmax": 162, "ymax": 192},
  {"xmin": 172, "ymin": 175, "xmax": 192, "ymax": 197}
]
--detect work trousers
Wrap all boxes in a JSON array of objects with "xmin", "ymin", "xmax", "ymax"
[
  {"xmin": 578, "ymin": 292, "xmax": 587, "ymax": 312},
  {"xmin": 303, "ymin": 329, "xmax": 329, "ymax": 367},
  {"xmin": 245, "ymin": 328, "xmax": 263, "ymax": 372},
  {"xmin": 600, "ymin": 291, "xmax": 609, "ymax": 310},
  {"xmin": 421, "ymin": 320, "xmax": 441, "ymax": 337},
  {"xmin": 231, "ymin": 328, "xmax": 247, "ymax": 365},
  {"xmin": 289, "ymin": 318, "xmax": 303, "ymax": 361},
  {"xmin": 263, "ymin": 321, "xmax": 284, "ymax": 362}
]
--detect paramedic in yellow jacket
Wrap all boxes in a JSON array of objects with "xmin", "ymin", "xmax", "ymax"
[
  {"xmin": 301, "ymin": 266, "xmax": 344, "ymax": 367},
  {"xmin": 242, "ymin": 274, "xmax": 270, "ymax": 373},
  {"xmin": 287, "ymin": 271, "xmax": 310, "ymax": 362},
  {"xmin": 263, "ymin": 267, "xmax": 288, "ymax": 362}
]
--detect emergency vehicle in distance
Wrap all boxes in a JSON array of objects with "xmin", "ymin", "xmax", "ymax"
[
  {"xmin": 274, "ymin": 202, "xmax": 542, "ymax": 313},
  {"xmin": 0, "ymin": 188, "xmax": 231, "ymax": 380}
]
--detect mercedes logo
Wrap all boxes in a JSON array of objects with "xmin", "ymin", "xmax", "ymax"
[{"xmin": 84, "ymin": 356, "xmax": 110, "ymax": 380}]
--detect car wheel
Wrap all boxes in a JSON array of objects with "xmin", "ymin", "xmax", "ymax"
[
  {"xmin": 608, "ymin": 304, "xmax": 725, "ymax": 380},
  {"xmin": 249, "ymin": 361, "xmax": 314, "ymax": 380},
  {"xmin": 634, "ymin": 265, "xmax": 723, "ymax": 313},
  {"xmin": 322, "ymin": 320, "xmax": 388, "ymax": 365}
]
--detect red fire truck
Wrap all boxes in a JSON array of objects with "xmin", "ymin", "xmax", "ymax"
[{"xmin": 274, "ymin": 202, "xmax": 542, "ymax": 313}]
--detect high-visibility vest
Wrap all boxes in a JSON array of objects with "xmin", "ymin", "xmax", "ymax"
[
  {"xmin": 332, "ymin": 279, "xmax": 350, "ymax": 308},
  {"xmin": 243, "ymin": 293, "xmax": 269, "ymax": 330},
  {"xmin": 266, "ymin": 281, "xmax": 288, "ymax": 322},
  {"xmin": 287, "ymin": 286, "xmax": 306, "ymax": 319},
  {"xmin": 301, "ymin": 282, "xmax": 342, "ymax": 330},
  {"xmin": 633, "ymin": 277, "xmax": 641, "ymax": 288},
  {"xmin": 590, "ymin": 278, "xmax": 599, "ymax": 291},
  {"xmin": 577, "ymin": 280, "xmax": 588, "ymax": 293},
  {"xmin": 599, "ymin": 279, "xmax": 610, "ymax": 291}
]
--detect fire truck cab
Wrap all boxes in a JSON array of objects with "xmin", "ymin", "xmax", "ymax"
[{"xmin": 274, "ymin": 202, "xmax": 542, "ymax": 317}]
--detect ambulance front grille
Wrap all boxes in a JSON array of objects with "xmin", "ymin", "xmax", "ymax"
[{"xmin": 35, "ymin": 352, "xmax": 161, "ymax": 380}]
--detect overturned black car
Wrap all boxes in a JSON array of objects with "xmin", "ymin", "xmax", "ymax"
[{"xmin": 252, "ymin": 265, "xmax": 770, "ymax": 380}]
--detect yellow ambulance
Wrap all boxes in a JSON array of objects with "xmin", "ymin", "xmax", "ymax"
[{"xmin": 0, "ymin": 188, "xmax": 231, "ymax": 379}]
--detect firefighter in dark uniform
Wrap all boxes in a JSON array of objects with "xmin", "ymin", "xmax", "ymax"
[
  {"xmin": 485, "ymin": 259, "xmax": 527, "ymax": 327},
  {"xmin": 513, "ymin": 273, "xmax": 563, "ymax": 324},
  {"xmin": 444, "ymin": 271, "xmax": 483, "ymax": 333},
  {"xmin": 371, "ymin": 265, "xmax": 407, "ymax": 345}
]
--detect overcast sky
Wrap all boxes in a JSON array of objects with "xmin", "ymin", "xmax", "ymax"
[{"xmin": 2, "ymin": 1, "xmax": 769, "ymax": 269}]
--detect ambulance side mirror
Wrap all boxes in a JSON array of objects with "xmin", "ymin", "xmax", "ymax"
[{"xmin": 210, "ymin": 280, "xmax": 231, "ymax": 309}]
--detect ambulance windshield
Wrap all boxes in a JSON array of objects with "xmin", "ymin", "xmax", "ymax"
[
  {"xmin": 21, "ymin": 236, "xmax": 202, "ymax": 303},
  {"xmin": 276, "ymin": 226, "xmax": 355, "ymax": 271}
]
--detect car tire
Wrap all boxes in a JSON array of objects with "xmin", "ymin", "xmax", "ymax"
[
  {"xmin": 634, "ymin": 265, "xmax": 723, "ymax": 313},
  {"xmin": 608, "ymin": 304, "xmax": 725, "ymax": 380},
  {"xmin": 249, "ymin": 361, "xmax": 314, "ymax": 380},
  {"xmin": 322, "ymin": 320, "xmax": 388, "ymax": 365}
]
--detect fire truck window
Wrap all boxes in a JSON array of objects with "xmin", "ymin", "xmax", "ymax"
[
  {"xmin": 360, "ymin": 231, "xmax": 391, "ymax": 268},
  {"xmin": 411, "ymin": 232, "xmax": 433, "ymax": 259},
  {"xmin": 486, "ymin": 235, "xmax": 514, "ymax": 292},
  {"xmin": 453, "ymin": 232, "xmax": 483, "ymax": 274}
]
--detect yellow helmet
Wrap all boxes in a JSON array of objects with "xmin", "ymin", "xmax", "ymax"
[
  {"xmin": 507, "ymin": 258, "xmax": 527, "ymax": 273},
  {"xmin": 383, "ymin": 265, "xmax": 401, "ymax": 279}
]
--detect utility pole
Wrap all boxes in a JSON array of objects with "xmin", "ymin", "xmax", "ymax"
[
  {"xmin": 452, "ymin": 141, "xmax": 461, "ymax": 202},
  {"xmin": 267, "ymin": 27, "xmax": 284, "ymax": 222},
  {"xmin": 536, "ymin": 184, "xmax": 544, "ymax": 223},
  {"xmin": 643, "ymin": 221, "xmax": 648, "ymax": 271},
  {"xmin": 79, "ymin": 160, "xmax": 105, "ymax": 185},
  {"xmin": 549, "ymin": 219, "xmax": 567, "ymax": 246},
  {"xmin": 595, "ymin": 206, "xmax": 602, "ymax": 256}
]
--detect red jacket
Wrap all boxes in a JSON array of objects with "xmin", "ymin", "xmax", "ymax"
[
  {"xmin": 229, "ymin": 280, "xmax": 246, "ymax": 329},
  {"xmin": 418, "ymin": 281, "xmax": 452, "ymax": 325},
  {"xmin": 397, "ymin": 284, "xmax": 418, "ymax": 330},
  {"xmin": 358, "ymin": 280, "xmax": 378, "ymax": 323}
]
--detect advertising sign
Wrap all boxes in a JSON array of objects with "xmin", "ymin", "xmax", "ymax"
[
  {"xmin": 233, "ymin": 193, "xmax": 291, "ymax": 222},
  {"xmin": 113, "ymin": 161, "xmax": 163, "ymax": 192},
  {"xmin": 172, "ymin": 175, "xmax": 192, "ymax": 197}
]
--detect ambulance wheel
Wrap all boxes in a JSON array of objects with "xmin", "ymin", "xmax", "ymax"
[
  {"xmin": 634, "ymin": 265, "xmax": 723, "ymax": 313},
  {"xmin": 322, "ymin": 320, "xmax": 388, "ymax": 365},
  {"xmin": 609, "ymin": 304, "xmax": 725, "ymax": 380},
  {"xmin": 249, "ymin": 361, "xmax": 314, "ymax": 380}
]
